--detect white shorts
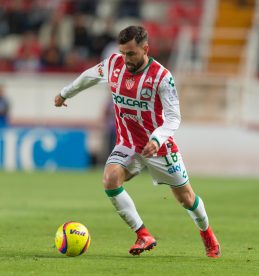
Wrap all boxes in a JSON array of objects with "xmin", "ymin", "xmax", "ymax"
[{"xmin": 106, "ymin": 145, "xmax": 189, "ymax": 188}]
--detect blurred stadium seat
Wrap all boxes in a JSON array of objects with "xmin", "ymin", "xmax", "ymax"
[{"xmin": 0, "ymin": 34, "xmax": 21, "ymax": 59}]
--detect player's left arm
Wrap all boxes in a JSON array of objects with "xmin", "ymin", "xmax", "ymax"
[{"xmin": 143, "ymin": 72, "xmax": 181, "ymax": 156}]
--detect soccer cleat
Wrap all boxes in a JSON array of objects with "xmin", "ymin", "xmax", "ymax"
[
  {"xmin": 129, "ymin": 235, "xmax": 157, "ymax": 256},
  {"xmin": 200, "ymin": 226, "xmax": 221, "ymax": 258}
]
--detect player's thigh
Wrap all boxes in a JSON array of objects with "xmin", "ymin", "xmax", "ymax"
[
  {"xmin": 146, "ymin": 153, "xmax": 195, "ymax": 208},
  {"xmin": 104, "ymin": 145, "xmax": 145, "ymax": 189},
  {"xmin": 146, "ymin": 152, "xmax": 189, "ymax": 188}
]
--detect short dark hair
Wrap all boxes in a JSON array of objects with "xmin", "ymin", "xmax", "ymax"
[{"xmin": 118, "ymin": 26, "xmax": 148, "ymax": 45}]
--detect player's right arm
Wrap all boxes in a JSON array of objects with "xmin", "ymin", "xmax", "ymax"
[
  {"xmin": 149, "ymin": 72, "xmax": 181, "ymax": 148},
  {"xmin": 54, "ymin": 58, "xmax": 110, "ymax": 107}
]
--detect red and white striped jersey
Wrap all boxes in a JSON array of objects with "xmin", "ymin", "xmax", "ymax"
[{"xmin": 61, "ymin": 54, "xmax": 181, "ymax": 156}]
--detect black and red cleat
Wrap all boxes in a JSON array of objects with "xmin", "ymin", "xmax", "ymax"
[
  {"xmin": 200, "ymin": 226, "xmax": 221, "ymax": 258},
  {"xmin": 129, "ymin": 235, "xmax": 157, "ymax": 256}
]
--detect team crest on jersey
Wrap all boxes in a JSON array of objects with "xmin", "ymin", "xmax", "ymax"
[
  {"xmin": 141, "ymin": 88, "xmax": 152, "ymax": 99},
  {"xmin": 125, "ymin": 77, "xmax": 135, "ymax": 90}
]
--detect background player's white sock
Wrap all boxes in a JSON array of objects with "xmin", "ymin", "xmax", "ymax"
[
  {"xmin": 105, "ymin": 187, "xmax": 143, "ymax": 231},
  {"xmin": 187, "ymin": 195, "xmax": 209, "ymax": 231}
]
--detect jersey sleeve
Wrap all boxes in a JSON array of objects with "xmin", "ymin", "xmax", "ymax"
[
  {"xmin": 60, "ymin": 57, "xmax": 110, "ymax": 99},
  {"xmin": 150, "ymin": 71, "xmax": 181, "ymax": 148}
]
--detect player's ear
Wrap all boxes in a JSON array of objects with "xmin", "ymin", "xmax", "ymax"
[{"xmin": 143, "ymin": 44, "xmax": 149, "ymax": 55}]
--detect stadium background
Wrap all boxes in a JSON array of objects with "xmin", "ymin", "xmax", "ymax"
[{"xmin": 0, "ymin": 0, "xmax": 258, "ymax": 176}]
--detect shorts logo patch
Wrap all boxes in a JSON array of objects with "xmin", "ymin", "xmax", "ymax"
[
  {"xmin": 168, "ymin": 164, "xmax": 181, "ymax": 174},
  {"xmin": 110, "ymin": 151, "xmax": 128, "ymax": 158},
  {"xmin": 120, "ymin": 112, "xmax": 140, "ymax": 122}
]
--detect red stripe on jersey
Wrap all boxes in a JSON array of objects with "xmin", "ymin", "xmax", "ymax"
[
  {"xmin": 156, "ymin": 68, "xmax": 168, "ymax": 93},
  {"xmin": 113, "ymin": 104, "xmax": 121, "ymax": 145},
  {"xmin": 114, "ymin": 104, "xmax": 131, "ymax": 148},
  {"xmin": 158, "ymin": 145, "xmax": 167, "ymax": 155},
  {"xmin": 109, "ymin": 56, "xmax": 125, "ymax": 93},
  {"xmin": 154, "ymin": 92, "xmax": 163, "ymax": 126},
  {"xmin": 141, "ymin": 111, "xmax": 153, "ymax": 133},
  {"xmin": 168, "ymin": 137, "xmax": 178, "ymax": 153},
  {"xmin": 125, "ymin": 119, "xmax": 149, "ymax": 153},
  {"xmin": 108, "ymin": 54, "xmax": 117, "ymax": 83}
]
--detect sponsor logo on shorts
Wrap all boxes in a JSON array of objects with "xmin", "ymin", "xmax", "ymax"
[
  {"xmin": 120, "ymin": 112, "xmax": 140, "ymax": 122},
  {"xmin": 110, "ymin": 151, "xmax": 128, "ymax": 158},
  {"xmin": 168, "ymin": 164, "xmax": 181, "ymax": 174}
]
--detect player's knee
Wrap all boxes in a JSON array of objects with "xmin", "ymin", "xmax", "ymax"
[
  {"xmin": 180, "ymin": 193, "xmax": 195, "ymax": 209},
  {"xmin": 174, "ymin": 190, "xmax": 195, "ymax": 209},
  {"xmin": 103, "ymin": 169, "xmax": 122, "ymax": 190}
]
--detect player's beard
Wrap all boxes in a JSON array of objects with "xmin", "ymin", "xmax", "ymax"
[{"xmin": 126, "ymin": 58, "xmax": 145, "ymax": 73}]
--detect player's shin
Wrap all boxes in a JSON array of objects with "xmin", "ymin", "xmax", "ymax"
[
  {"xmin": 105, "ymin": 186, "xmax": 143, "ymax": 231},
  {"xmin": 186, "ymin": 195, "xmax": 209, "ymax": 231}
]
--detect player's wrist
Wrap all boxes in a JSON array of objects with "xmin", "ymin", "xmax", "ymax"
[
  {"xmin": 151, "ymin": 137, "xmax": 160, "ymax": 149},
  {"xmin": 60, "ymin": 94, "xmax": 67, "ymax": 100}
]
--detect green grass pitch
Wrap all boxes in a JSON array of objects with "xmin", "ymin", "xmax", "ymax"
[{"xmin": 0, "ymin": 170, "xmax": 258, "ymax": 275}]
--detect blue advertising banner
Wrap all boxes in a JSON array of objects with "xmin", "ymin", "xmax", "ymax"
[{"xmin": 0, "ymin": 127, "xmax": 90, "ymax": 170}]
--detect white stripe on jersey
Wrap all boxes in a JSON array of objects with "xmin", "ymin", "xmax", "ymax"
[
  {"xmin": 114, "ymin": 65, "xmax": 126, "ymax": 146},
  {"xmin": 150, "ymin": 66, "xmax": 164, "ymax": 130},
  {"xmin": 136, "ymin": 66, "xmax": 151, "ymax": 137},
  {"xmin": 115, "ymin": 64, "xmax": 126, "ymax": 94}
]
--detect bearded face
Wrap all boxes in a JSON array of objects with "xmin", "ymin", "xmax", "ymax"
[{"xmin": 119, "ymin": 39, "xmax": 149, "ymax": 73}]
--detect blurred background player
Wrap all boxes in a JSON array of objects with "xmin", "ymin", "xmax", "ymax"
[
  {"xmin": 0, "ymin": 84, "xmax": 9, "ymax": 128},
  {"xmin": 101, "ymin": 97, "xmax": 117, "ymax": 163},
  {"xmin": 54, "ymin": 25, "xmax": 220, "ymax": 258}
]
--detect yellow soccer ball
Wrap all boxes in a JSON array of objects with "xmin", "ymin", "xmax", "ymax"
[{"xmin": 55, "ymin": 221, "xmax": 91, "ymax": 257}]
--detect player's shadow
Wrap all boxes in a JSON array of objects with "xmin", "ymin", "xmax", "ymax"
[
  {"xmin": 87, "ymin": 254, "xmax": 203, "ymax": 261},
  {"xmin": 0, "ymin": 253, "xmax": 65, "ymax": 259}
]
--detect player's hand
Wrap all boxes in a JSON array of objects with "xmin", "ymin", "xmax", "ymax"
[
  {"xmin": 54, "ymin": 94, "xmax": 67, "ymax": 107},
  {"xmin": 142, "ymin": 140, "xmax": 159, "ymax": 158}
]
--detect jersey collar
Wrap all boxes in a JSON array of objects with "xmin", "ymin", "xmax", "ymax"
[{"xmin": 130, "ymin": 57, "xmax": 154, "ymax": 75}]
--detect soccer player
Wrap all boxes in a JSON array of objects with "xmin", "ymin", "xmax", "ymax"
[{"xmin": 54, "ymin": 26, "xmax": 220, "ymax": 258}]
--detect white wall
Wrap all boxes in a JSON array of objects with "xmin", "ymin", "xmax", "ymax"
[
  {"xmin": 0, "ymin": 73, "xmax": 109, "ymax": 124},
  {"xmin": 175, "ymin": 123, "xmax": 259, "ymax": 177}
]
